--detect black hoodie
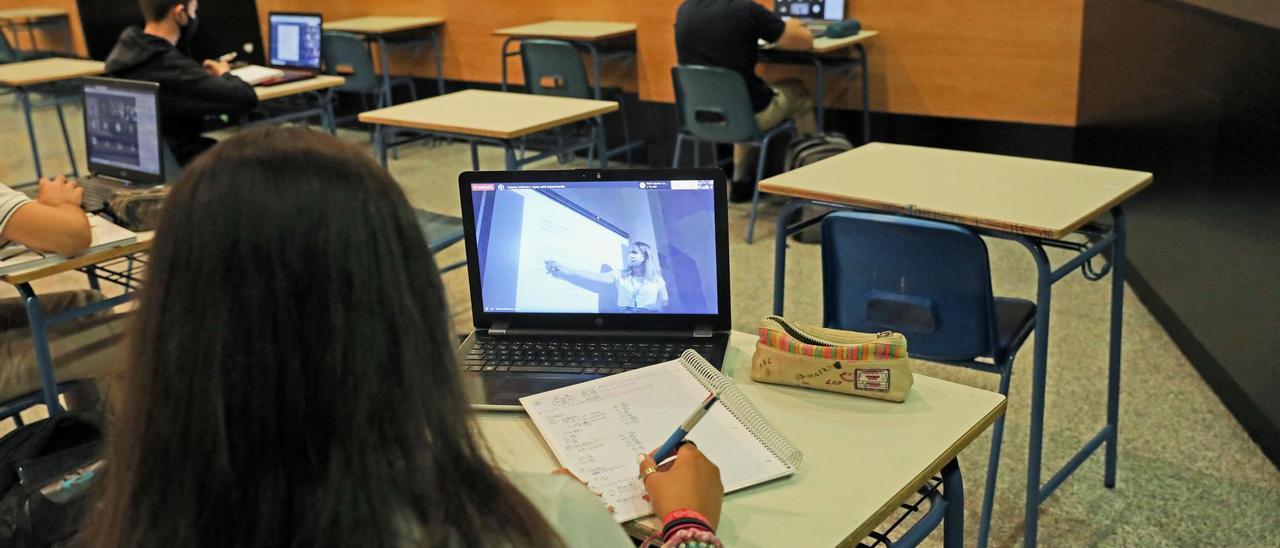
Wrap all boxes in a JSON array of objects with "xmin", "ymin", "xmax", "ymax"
[{"xmin": 105, "ymin": 27, "xmax": 258, "ymax": 158}]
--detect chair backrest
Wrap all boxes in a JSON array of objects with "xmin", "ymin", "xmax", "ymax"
[
  {"xmin": 671, "ymin": 65, "xmax": 761, "ymax": 143},
  {"xmin": 0, "ymin": 30, "xmax": 18, "ymax": 64},
  {"xmin": 320, "ymin": 31, "xmax": 380, "ymax": 93},
  {"xmin": 519, "ymin": 39, "xmax": 591, "ymax": 99},
  {"xmin": 820, "ymin": 211, "xmax": 998, "ymax": 362}
]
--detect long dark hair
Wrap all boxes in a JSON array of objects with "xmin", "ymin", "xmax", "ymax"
[{"xmin": 86, "ymin": 127, "xmax": 562, "ymax": 547}]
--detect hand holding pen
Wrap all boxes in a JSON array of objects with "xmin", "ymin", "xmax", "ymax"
[{"xmin": 636, "ymin": 392, "xmax": 724, "ymax": 528}]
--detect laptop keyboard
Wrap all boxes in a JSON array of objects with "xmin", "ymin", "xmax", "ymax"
[{"xmin": 460, "ymin": 336, "xmax": 721, "ymax": 375}]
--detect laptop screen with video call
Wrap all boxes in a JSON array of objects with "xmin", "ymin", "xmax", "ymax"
[
  {"xmin": 467, "ymin": 179, "xmax": 720, "ymax": 316},
  {"xmin": 775, "ymin": 0, "xmax": 845, "ymax": 21},
  {"xmin": 268, "ymin": 13, "xmax": 322, "ymax": 70},
  {"xmin": 83, "ymin": 79, "xmax": 162, "ymax": 182}
]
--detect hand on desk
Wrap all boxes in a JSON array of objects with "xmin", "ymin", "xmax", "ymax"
[
  {"xmin": 641, "ymin": 443, "xmax": 723, "ymax": 528},
  {"xmin": 36, "ymin": 175, "xmax": 83, "ymax": 211},
  {"xmin": 203, "ymin": 59, "xmax": 231, "ymax": 77}
]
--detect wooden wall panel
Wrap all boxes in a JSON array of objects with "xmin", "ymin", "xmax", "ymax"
[
  {"xmin": 8, "ymin": 0, "xmax": 1083, "ymax": 125},
  {"xmin": 1, "ymin": 0, "xmax": 86, "ymax": 56}
]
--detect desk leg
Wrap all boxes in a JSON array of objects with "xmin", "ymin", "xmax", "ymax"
[
  {"xmin": 323, "ymin": 88, "xmax": 336, "ymax": 135},
  {"xmin": 432, "ymin": 29, "xmax": 445, "ymax": 96},
  {"xmin": 374, "ymin": 125, "xmax": 388, "ymax": 168},
  {"xmin": 771, "ymin": 199, "xmax": 805, "ymax": 316},
  {"xmin": 16, "ymin": 283, "xmax": 63, "ymax": 415},
  {"xmin": 856, "ymin": 44, "xmax": 870, "ymax": 144},
  {"xmin": 470, "ymin": 141, "xmax": 481, "ymax": 171},
  {"xmin": 811, "ymin": 57, "xmax": 826, "ymax": 131},
  {"xmin": 942, "ymin": 459, "xmax": 965, "ymax": 548},
  {"xmin": 1022, "ymin": 241, "xmax": 1053, "ymax": 548},
  {"xmin": 18, "ymin": 88, "xmax": 44, "ymax": 180},
  {"xmin": 595, "ymin": 117, "xmax": 608, "ymax": 169},
  {"xmin": 1105, "ymin": 207, "xmax": 1127, "ymax": 488},
  {"xmin": 55, "ymin": 102, "xmax": 79, "ymax": 177},
  {"xmin": 504, "ymin": 142, "xmax": 518, "ymax": 171}
]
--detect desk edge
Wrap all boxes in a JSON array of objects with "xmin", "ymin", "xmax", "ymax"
[
  {"xmin": 2, "ymin": 238, "xmax": 152, "ymax": 285},
  {"xmin": 359, "ymin": 103, "xmax": 619, "ymax": 140}
]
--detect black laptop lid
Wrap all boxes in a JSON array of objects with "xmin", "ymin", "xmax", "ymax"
[
  {"xmin": 458, "ymin": 169, "xmax": 731, "ymax": 332},
  {"xmin": 82, "ymin": 77, "xmax": 164, "ymax": 184}
]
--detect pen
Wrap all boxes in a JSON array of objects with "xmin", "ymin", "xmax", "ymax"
[{"xmin": 652, "ymin": 392, "xmax": 718, "ymax": 463}]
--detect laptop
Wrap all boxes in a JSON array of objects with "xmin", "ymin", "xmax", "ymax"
[
  {"xmin": 456, "ymin": 169, "xmax": 733, "ymax": 410},
  {"xmin": 241, "ymin": 12, "xmax": 323, "ymax": 86},
  {"xmin": 774, "ymin": 0, "xmax": 845, "ymax": 37},
  {"xmin": 78, "ymin": 77, "xmax": 165, "ymax": 213}
]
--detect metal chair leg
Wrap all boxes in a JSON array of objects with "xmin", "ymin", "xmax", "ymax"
[
  {"xmin": 671, "ymin": 133, "xmax": 686, "ymax": 168},
  {"xmin": 976, "ymin": 364, "xmax": 1014, "ymax": 548}
]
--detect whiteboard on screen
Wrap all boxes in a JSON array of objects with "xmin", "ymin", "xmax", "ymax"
[{"xmin": 512, "ymin": 189, "xmax": 627, "ymax": 313}]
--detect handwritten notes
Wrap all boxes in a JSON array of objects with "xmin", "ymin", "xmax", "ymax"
[{"xmin": 521, "ymin": 359, "xmax": 793, "ymax": 522}]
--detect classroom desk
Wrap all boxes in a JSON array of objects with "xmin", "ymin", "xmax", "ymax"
[
  {"xmin": 0, "ymin": 58, "xmax": 104, "ymax": 183},
  {"xmin": 0, "ymin": 7, "xmax": 73, "ymax": 55},
  {"xmin": 324, "ymin": 16, "xmax": 446, "ymax": 97},
  {"xmin": 760, "ymin": 143, "xmax": 1153, "ymax": 548},
  {"xmin": 759, "ymin": 30, "xmax": 878, "ymax": 142},
  {"xmin": 494, "ymin": 20, "xmax": 643, "ymax": 163},
  {"xmin": 1, "ymin": 232, "xmax": 152, "ymax": 416},
  {"xmin": 477, "ymin": 330, "xmax": 1006, "ymax": 547},
  {"xmin": 249, "ymin": 75, "xmax": 345, "ymax": 134},
  {"xmin": 358, "ymin": 89, "xmax": 617, "ymax": 170}
]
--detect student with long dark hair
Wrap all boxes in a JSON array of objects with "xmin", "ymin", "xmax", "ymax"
[{"xmin": 84, "ymin": 127, "xmax": 724, "ymax": 547}]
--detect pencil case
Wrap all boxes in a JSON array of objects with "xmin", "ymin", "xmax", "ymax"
[{"xmin": 751, "ymin": 315, "xmax": 913, "ymax": 403}]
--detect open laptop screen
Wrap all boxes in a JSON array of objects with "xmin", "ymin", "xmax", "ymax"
[
  {"xmin": 775, "ymin": 0, "xmax": 845, "ymax": 21},
  {"xmin": 83, "ymin": 78, "xmax": 162, "ymax": 182},
  {"xmin": 268, "ymin": 13, "xmax": 322, "ymax": 70},
  {"xmin": 468, "ymin": 179, "xmax": 719, "ymax": 315}
]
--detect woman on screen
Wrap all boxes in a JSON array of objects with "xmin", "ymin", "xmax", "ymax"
[{"xmin": 545, "ymin": 242, "xmax": 670, "ymax": 313}]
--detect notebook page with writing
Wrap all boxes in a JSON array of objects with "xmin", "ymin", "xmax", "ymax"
[{"xmin": 520, "ymin": 353, "xmax": 800, "ymax": 522}]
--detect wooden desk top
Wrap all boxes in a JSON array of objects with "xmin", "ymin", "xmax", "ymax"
[
  {"xmin": 759, "ymin": 142, "xmax": 1153, "ymax": 240},
  {"xmin": 254, "ymin": 75, "xmax": 345, "ymax": 101},
  {"xmin": 358, "ymin": 89, "xmax": 618, "ymax": 140},
  {"xmin": 477, "ymin": 331, "xmax": 1006, "ymax": 547},
  {"xmin": 324, "ymin": 16, "xmax": 444, "ymax": 35},
  {"xmin": 0, "ymin": 58, "xmax": 104, "ymax": 87},
  {"xmin": 493, "ymin": 20, "xmax": 637, "ymax": 41},
  {"xmin": 0, "ymin": 7, "xmax": 68, "ymax": 22},
  {"xmin": 2, "ymin": 232, "xmax": 153, "ymax": 286}
]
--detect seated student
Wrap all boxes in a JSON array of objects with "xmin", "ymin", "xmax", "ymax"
[
  {"xmin": 675, "ymin": 0, "xmax": 819, "ymax": 201},
  {"xmin": 105, "ymin": 0, "xmax": 258, "ymax": 165},
  {"xmin": 0, "ymin": 176, "xmax": 127, "ymax": 406},
  {"xmin": 85, "ymin": 127, "xmax": 725, "ymax": 548}
]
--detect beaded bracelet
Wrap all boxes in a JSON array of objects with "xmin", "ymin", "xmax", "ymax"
[{"xmin": 661, "ymin": 527, "xmax": 724, "ymax": 548}]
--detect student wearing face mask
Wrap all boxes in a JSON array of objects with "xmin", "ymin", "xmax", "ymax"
[{"xmin": 105, "ymin": 1, "xmax": 258, "ymax": 165}]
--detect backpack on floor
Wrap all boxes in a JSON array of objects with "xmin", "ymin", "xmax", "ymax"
[
  {"xmin": 783, "ymin": 133, "xmax": 855, "ymax": 244},
  {"xmin": 0, "ymin": 411, "xmax": 103, "ymax": 547}
]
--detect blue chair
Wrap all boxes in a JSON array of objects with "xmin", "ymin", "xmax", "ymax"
[
  {"xmin": 671, "ymin": 65, "xmax": 797, "ymax": 244},
  {"xmin": 820, "ymin": 211, "xmax": 1035, "ymax": 548},
  {"xmin": 321, "ymin": 31, "xmax": 418, "ymax": 154},
  {"xmin": 519, "ymin": 39, "xmax": 615, "ymax": 167},
  {"xmin": 414, "ymin": 209, "xmax": 465, "ymax": 274}
]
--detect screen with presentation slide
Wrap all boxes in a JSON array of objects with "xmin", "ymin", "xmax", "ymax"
[
  {"xmin": 268, "ymin": 13, "xmax": 322, "ymax": 69},
  {"xmin": 469, "ymin": 180, "xmax": 719, "ymax": 315},
  {"xmin": 775, "ymin": 0, "xmax": 844, "ymax": 21},
  {"xmin": 84, "ymin": 81, "xmax": 161, "ymax": 177}
]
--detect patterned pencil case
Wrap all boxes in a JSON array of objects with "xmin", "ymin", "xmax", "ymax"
[{"xmin": 751, "ymin": 315, "xmax": 913, "ymax": 403}]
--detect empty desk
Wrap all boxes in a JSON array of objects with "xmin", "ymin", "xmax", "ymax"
[
  {"xmin": 324, "ymin": 16, "xmax": 446, "ymax": 96},
  {"xmin": 0, "ymin": 58, "xmax": 104, "ymax": 182}
]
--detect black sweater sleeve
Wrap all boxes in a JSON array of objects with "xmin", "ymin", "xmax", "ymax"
[{"xmin": 162, "ymin": 52, "xmax": 258, "ymax": 114}]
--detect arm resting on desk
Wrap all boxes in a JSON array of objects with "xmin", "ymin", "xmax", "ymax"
[
  {"xmin": 5, "ymin": 203, "xmax": 91, "ymax": 256},
  {"xmin": 775, "ymin": 19, "xmax": 815, "ymax": 51}
]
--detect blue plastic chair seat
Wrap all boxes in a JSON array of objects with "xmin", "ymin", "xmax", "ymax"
[{"xmin": 414, "ymin": 209, "xmax": 464, "ymax": 253}]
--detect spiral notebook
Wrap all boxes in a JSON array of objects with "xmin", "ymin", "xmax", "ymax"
[{"xmin": 520, "ymin": 350, "xmax": 802, "ymax": 522}]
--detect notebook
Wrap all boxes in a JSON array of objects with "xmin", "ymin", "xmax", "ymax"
[
  {"xmin": 520, "ymin": 350, "xmax": 802, "ymax": 522},
  {"xmin": 0, "ymin": 214, "xmax": 138, "ymax": 275}
]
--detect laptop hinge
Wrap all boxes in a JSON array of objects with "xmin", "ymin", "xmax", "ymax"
[
  {"xmin": 89, "ymin": 173, "xmax": 133, "ymax": 184},
  {"xmin": 488, "ymin": 322, "xmax": 509, "ymax": 336},
  {"xmin": 693, "ymin": 325, "xmax": 714, "ymax": 338}
]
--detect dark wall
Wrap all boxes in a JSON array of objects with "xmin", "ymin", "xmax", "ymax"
[
  {"xmin": 1077, "ymin": 0, "xmax": 1280, "ymax": 463},
  {"xmin": 77, "ymin": 0, "xmax": 264, "ymax": 63}
]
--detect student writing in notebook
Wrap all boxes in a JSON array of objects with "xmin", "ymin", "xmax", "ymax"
[
  {"xmin": 0, "ymin": 176, "xmax": 128, "ymax": 408},
  {"xmin": 84, "ymin": 128, "xmax": 724, "ymax": 548}
]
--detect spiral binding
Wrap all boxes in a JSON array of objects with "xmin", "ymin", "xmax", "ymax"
[{"xmin": 679, "ymin": 349, "xmax": 804, "ymax": 468}]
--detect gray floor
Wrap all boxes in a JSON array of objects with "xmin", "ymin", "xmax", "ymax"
[{"xmin": 2, "ymin": 101, "xmax": 1278, "ymax": 546}]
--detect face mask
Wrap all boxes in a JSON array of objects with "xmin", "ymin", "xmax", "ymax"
[{"xmin": 177, "ymin": 6, "xmax": 199, "ymax": 46}]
